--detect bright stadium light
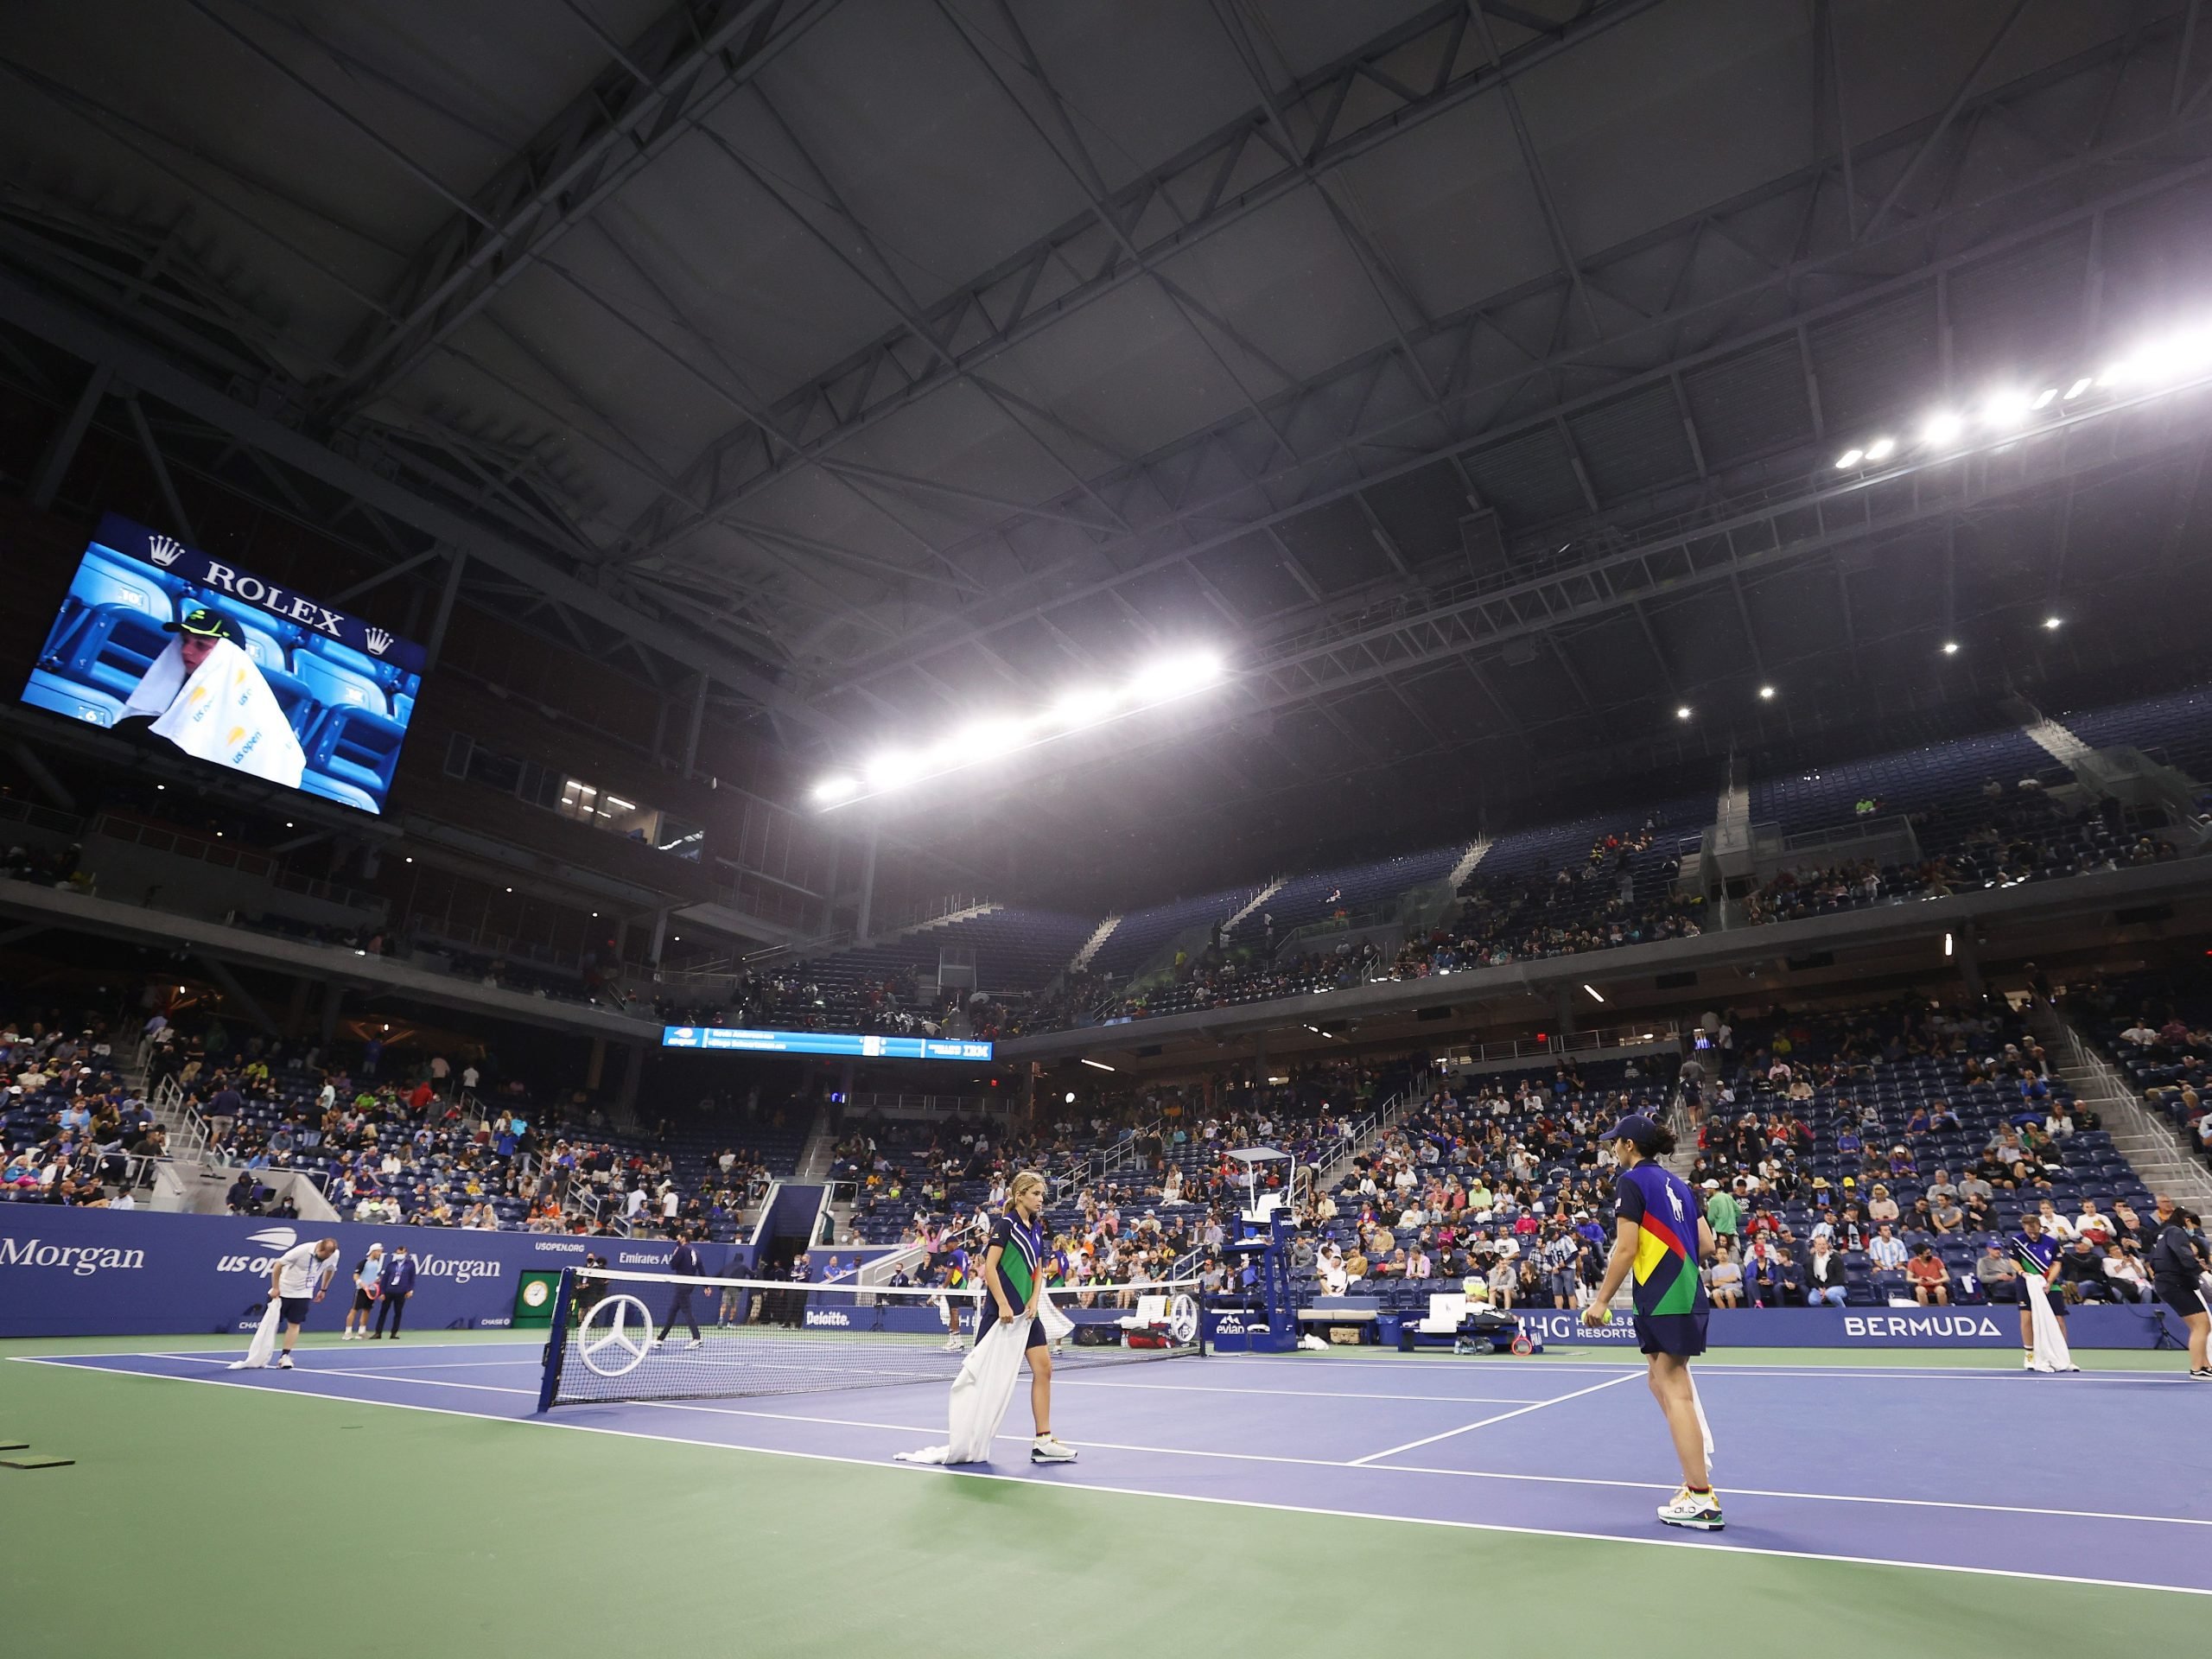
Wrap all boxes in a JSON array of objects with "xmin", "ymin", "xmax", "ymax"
[
  {"xmin": 954, "ymin": 716, "xmax": 1031, "ymax": 758},
  {"xmin": 812, "ymin": 776, "xmax": 860, "ymax": 805},
  {"xmin": 2031, "ymin": 386, "xmax": 2058, "ymax": 410},
  {"xmin": 1922, "ymin": 410, "xmax": 1966, "ymax": 446},
  {"xmin": 1759, "ymin": 684, "xmax": 1777, "ymax": 700},
  {"xmin": 863, "ymin": 749, "xmax": 925, "ymax": 790},
  {"xmin": 1835, "ymin": 448, "xmax": 1864, "ymax": 469},
  {"xmin": 1942, "ymin": 640, "xmax": 1961, "ymax": 655},
  {"xmin": 2044, "ymin": 615, "xmax": 2063, "ymax": 631},
  {"xmin": 1675, "ymin": 705, "xmax": 1693, "ymax": 721},
  {"xmin": 1980, "ymin": 387, "xmax": 2033, "ymax": 428},
  {"xmin": 1583, "ymin": 983, "xmax": 1606, "ymax": 1003},
  {"xmin": 1865, "ymin": 436, "xmax": 1897, "ymax": 461},
  {"xmin": 1050, "ymin": 684, "xmax": 1120, "ymax": 728},
  {"xmin": 2063, "ymin": 376, "xmax": 2094, "ymax": 400},
  {"xmin": 1080, "ymin": 1058, "xmax": 1116, "ymax": 1071},
  {"xmin": 1134, "ymin": 648, "xmax": 1224, "ymax": 702}
]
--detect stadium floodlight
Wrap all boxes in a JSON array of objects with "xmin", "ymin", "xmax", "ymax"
[
  {"xmin": 1065, "ymin": 1091, "xmax": 1077, "ymax": 1103},
  {"xmin": 863, "ymin": 749, "xmax": 925, "ymax": 789},
  {"xmin": 2043, "ymin": 616, "xmax": 2063, "ymax": 631},
  {"xmin": 1942, "ymin": 640, "xmax": 1961, "ymax": 655},
  {"xmin": 1922, "ymin": 410, "xmax": 1966, "ymax": 446},
  {"xmin": 1080, "ymin": 1058, "xmax": 1116, "ymax": 1071},
  {"xmin": 1134, "ymin": 649, "xmax": 1223, "ymax": 702},
  {"xmin": 1944, "ymin": 931, "xmax": 1955, "ymax": 958},
  {"xmin": 1834, "ymin": 448, "xmax": 1864, "ymax": 469},
  {"xmin": 1050, "ymin": 684, "xmax": 1120, "ymax": 728},
  {"xmin": 2063, "ymin": 377, "xmax": 2094, "ymax": 400},
  {"xmin": 1979, "ymin": 388, "xmax": 2033, "ymax": 428},
  {"xmin": 954, "ymin": 716, "xmax": 1031, "ymax": 759},
  {"xmin": 2031, "ymin": 387, "xmax": 2058, "ymax": 410},
  {"xmin": 1675, "ymin": 705, "xmax": 1693, "ymax": 720},
  {"xmin": 811, "ymin": 776, "xmax": 860, "ymax": 805},
  {"xmin": 1759, "ymin": 684, "xmax": 1777, "ymax": 700},
  {"xmin": 1865, "ymin": 436, "xmax": 1897, "ymax": 461},
  {"xmin": 1583, "ymin": 983, "xmax": 1605, "ymax": 1002}
]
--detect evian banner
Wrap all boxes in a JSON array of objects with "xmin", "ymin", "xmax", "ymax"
[{"xmin": 0, "ymin": 1207, "xmax": 742, "ymax": 1338}]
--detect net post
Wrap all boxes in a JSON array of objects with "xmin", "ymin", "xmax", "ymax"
[{"xmin": 535, "ymin": 1268, "xmax": 577, "ymax": 1413}]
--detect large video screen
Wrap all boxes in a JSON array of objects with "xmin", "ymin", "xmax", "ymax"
[
  {"xmin": 22, "ymin": 512, "xmax": 426, "ymax": 815},
  {"xmin": 663, "ymin": 1027, "xmax": 995, "ymax": 1061}
]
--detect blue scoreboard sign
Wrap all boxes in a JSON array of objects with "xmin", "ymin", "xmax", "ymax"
[{"xmin": 661, "ymin": 1027, "xmax": 993, "ymax": 1061}]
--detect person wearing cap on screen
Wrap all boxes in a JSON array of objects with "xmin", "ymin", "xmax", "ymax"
[
  {"xmin": 1583, "ymin": 1112, "xmax": 1723, "ymax": 1530},
  {"xmin": 117, "ymin": 606, "xmax": 305, "ymax": 788}
]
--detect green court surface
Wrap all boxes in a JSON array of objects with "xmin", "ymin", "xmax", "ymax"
[{"xmin": 1, "ymin": 1334, "xmax": 2201, "ymax": 1659}]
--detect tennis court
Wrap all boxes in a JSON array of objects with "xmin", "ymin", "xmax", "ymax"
[{"xmin": 5, "ymin": 1329, "xmax": 2205, "ymax": 1657}]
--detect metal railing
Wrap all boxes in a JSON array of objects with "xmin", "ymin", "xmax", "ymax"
[{"xmin": 90, "ymin": 812, "xmax": 380, "ymax": 913}]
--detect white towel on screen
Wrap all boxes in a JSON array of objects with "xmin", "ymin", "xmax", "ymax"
[
  {"xmin": 123, "ymin": 638, "xmax": 305, "ymax": 787},
  {"xmin": 2023, "ymin": 1274, "xmax": 2075, "ymax": 1372},
  {"xmin": 896, "ymin": 1296, "xmax": 1074, "ymax": 1465}
]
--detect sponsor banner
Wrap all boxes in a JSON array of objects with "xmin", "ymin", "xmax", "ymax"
[
  {"xmin": 1503, "ymin": 1305, "xmax": 2190, "ymax": 1350},
  {"xmin": 662, "ymin": 1027, "xmax": 992, "ymax": 1061},
  {"xmin": 0, "ymin": 1207, "xmax": 742, "ymax": 1338}
]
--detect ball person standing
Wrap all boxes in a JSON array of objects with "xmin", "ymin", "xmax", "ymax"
[{"xmin": 1583, "ymin": 1114, "xmax": 1722, "ymax": 1529}]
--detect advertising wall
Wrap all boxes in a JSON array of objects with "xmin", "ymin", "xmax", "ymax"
[{"xmin": 0, "ymin": 1207, "xmax": 743, "ymax": 1338}]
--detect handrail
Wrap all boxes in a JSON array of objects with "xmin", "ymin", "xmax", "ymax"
[
  {"xmin": 89, "ymin": 811, "xmax": 380, "ymax": 912},
  {"xmin": 0, "ymin": 795, "xmax": 85, "ymax": 835}
]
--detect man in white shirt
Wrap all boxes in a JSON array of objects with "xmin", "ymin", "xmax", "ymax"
[
  {"xmin": 232, "ymin": 1237, "xmax": 338, "ymax": 1370},
  {"xmin": 2119, "ymin": 1021, "xmax": 2160, "ymax": 1047}
]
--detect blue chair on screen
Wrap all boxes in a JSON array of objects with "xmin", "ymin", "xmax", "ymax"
[{"xmin": 294, "ymin": 642, "xmax": 405, "ymax": 804}]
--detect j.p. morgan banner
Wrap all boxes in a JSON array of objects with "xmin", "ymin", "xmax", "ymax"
[{"xmin": 0, "ymin": 1207, "xmax": 739, "ymax": 1338}]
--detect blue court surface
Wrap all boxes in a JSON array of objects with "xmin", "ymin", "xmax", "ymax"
[{"xmin": 22, "ymin": 1342, "xmax": 2209, "ymax": 1598}]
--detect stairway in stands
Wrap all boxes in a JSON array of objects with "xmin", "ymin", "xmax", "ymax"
[{"xmin": 2032, "ymin": 1003, "xmax": 2212, "ymax": 1208}]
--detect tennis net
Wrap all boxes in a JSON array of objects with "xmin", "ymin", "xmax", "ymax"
[{"xmin": 536, "ymin": 1266, "xmax": 1205, "ymax": 1409}]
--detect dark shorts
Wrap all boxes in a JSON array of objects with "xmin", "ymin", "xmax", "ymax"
[
  {"xmin": 279, "ymin": 1296, "xmax": 311, "ymax": 1325},
  {"xmin": 2158, "ymin": 1283, "xmax": 2207, "ymax": 1321},
  {"xmin": 352, "ymin": 1289, "xmax": 376, "ymax": 1312},
  {"xmin": 1633, "ymin": 1311, "xmax": 1708, "ymax": 1357},
  {"xmin": 977, "ymin": 1306, "xmax": 1047, "ymax": 1351}
]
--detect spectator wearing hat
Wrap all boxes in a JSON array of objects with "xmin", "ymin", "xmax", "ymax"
[{"xmin": 1702, "ymin": 1179, "xmax": 1738, "ymax": 1252}]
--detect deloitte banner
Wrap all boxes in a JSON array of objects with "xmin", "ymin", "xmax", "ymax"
[{"xmin": 0, "ymin": 1207, "xmax": 741, "ymax": 1338}]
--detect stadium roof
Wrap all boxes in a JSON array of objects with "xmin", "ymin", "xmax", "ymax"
[{"xmin": 7, "ymin": 1, "xmax": 2212, "ymax": 884}]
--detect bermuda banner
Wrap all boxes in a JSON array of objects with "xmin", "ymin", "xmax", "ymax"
[
  {"xmin": 0, "ymin": 1207, "xmax": 745, "ymax": 1338},
  {"xmin": 1507, "ymin": 1305, "xmax": 2191, "ymax": 1350}
]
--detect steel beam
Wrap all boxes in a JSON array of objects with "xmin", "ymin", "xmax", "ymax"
[
  {"xmin": 318, "ymin": 0, "xmax": 838, "ymax": 415},
  {"xmin": 818, "ymin": 29, "xmax": 2212, "ymax": 701}
]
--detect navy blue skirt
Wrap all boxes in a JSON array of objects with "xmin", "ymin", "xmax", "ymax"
[{"xmin": 1632, "ymin": 1311, "xmax": 1708, "ymax": 1357}]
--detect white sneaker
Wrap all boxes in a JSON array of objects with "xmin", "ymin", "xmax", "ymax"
[
  {"xmin": 2189, "ymin": 1367, "xmax": 2212, "ymax": 1380},
  {"xmin": 1656, "ymin": 1485, "xmax": 1723, "ymax": 1530},
  {"xmin": 276, "ymin": 1354, "xmax": 295, "ymax": 1370},
  {"xmin": 1030, "ymin": 1434, "xmax": 1077, "ymax": 1465},
  {"xmin": 2023, "ymin": 1353, "xmax": 2036, "ymax": 1370},
  {"xmin": 943, "ymin": 1337, "xmax": 965, "ymax": 1353},
  {"xmin": 226, "ymin": 1360, "xmax": 259, "ymax": 1370},
  {"xmin": 684, "ymin": 1338, "xmax": 703, "ymax": 1350}
]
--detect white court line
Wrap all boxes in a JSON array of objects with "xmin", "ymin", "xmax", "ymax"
[
  {"xmin": 1347, "ymin": 1372, "xmax": 1641, "ymax": 1465},
  {"xmin": 46, "ymin": 1353, "xmax": 2209, "ymax": 1535},
  {"xmin": 14, "ymin": 1355, "xmax": 2207, "ymax": 1599},
  {"xmin": 1057, "ymin": 1377, "xmax": 1543, "ymax": 1404}
]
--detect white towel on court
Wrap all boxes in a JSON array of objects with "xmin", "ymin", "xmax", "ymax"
[
  {"xmin": 896, "ymin": 1296, "xmax": 1074, "ymax": 1465},
  {"xmin": 230, "ymin": 1300, "xmax": 283, "ymax": 1370},
  {"xmin": 2022, "ymin": 1274, "xmax": 2075, "ymax": 1372}
]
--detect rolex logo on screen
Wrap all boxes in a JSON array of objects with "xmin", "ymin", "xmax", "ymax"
[
  {"xmin": 363, "ymin": 627, "xmax": 393, "ymax": 657},
  {"xmin": 148, "ymin": 534, "xmax": 185, "ymax": 568}
]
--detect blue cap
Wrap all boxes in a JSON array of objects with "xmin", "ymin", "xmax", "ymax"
[{"xmin": 1604, "ymin": 1114, "xmax": 1661, "ymax": 1153}]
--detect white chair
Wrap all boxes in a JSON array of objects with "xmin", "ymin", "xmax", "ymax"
[{"xmin": 1416, "ymin": 1293, "xmax": 1468, "ymax": 1335}]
